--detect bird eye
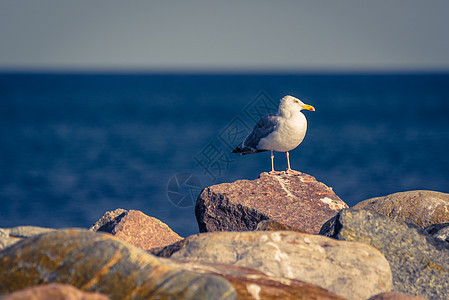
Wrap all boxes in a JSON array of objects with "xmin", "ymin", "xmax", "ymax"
[{"xmin": 294, "ymin": 100, "xmax": 298, "ymax": 103}]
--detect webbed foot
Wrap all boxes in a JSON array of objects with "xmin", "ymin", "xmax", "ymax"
[{"xmin": 286, "ymin": 168, "xmax": 302, "ymax": 176}]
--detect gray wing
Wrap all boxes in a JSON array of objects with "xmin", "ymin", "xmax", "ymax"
[{"xmin": 232, "ymin": 114, "xmax": 279, "ymax": 154}]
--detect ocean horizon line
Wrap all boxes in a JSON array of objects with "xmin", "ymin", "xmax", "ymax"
[{"xmin": 1, "ymin": 67, "xmax": 449, "ymax": 76}]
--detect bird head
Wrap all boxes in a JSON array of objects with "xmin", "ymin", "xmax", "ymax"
[{"xmin": 279, "ymin": 95, "xmax": 315, "ymax": 115}]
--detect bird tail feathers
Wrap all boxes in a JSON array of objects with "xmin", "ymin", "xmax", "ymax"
[{"xmin": 232, "ymin": 145, "xmax": 266, "ymax": 155}]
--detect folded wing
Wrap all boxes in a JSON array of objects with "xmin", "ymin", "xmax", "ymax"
[{"xmin": 232, "ymin": 114, "xmax": 279, "ymax": 155}]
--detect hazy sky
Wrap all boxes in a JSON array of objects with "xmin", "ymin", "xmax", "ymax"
[{"xmin": 1, "ymin": 0, "xmax": 448, "ymax": 72}]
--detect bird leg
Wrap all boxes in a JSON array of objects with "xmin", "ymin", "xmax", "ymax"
[
  {"xmin": 285, "ymin": 151, "xmax": 301, "ymax": 175},
  {"xmin": 268, "ymin": 150, "xmax": 278, "ymax": 175},
  {"xmin": 269, "ymin": 150, "xmax": 275, "ymax": 174},
  {"xmin": 268, "ymin": 151, "xmax": 284, "ymax": 175}
]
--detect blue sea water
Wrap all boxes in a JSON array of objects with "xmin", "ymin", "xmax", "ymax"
[{"xmin": 1, "ymin": 73, "xmax": 448, "ymax": 237}]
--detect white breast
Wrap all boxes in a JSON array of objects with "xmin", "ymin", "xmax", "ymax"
[{"xmin": 257, "ymin": 112, "xmax": 307, "ymax": 152}]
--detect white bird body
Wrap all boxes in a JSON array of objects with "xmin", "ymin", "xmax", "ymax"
[
  {"xmin": 257, "ymin": 110, "xmax": 307, "ymax": 152},
  {"xmin": 233, "ymin": 95, "xmax": 315, "ymax": 175}
]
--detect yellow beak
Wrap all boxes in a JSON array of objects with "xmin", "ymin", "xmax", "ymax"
[{"xmin": 302, "ymin": 104, "xmax": 315, "ymax": 111}]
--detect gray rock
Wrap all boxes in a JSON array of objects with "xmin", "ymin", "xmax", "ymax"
[
  {"xmin": 353, "ymin": 190, "xmax": 449, "ymax": 228},
  {"xmin": 0, "ymin": 226, "xmax": 56, "ymax": 250},
  {"xmin": 425, "ymin": 222, "xmax": 449, "ymax": 242},
  {"xmin": 160, "ymin": 230, "xmax": 392, "ymax": 300},
  {"xmin": 6, "ymin": 226, "xmax": 56, "ymax": 238},
  {"xmin": 320, "ymin": 208, "xmax": 449, "ymax": 299}
]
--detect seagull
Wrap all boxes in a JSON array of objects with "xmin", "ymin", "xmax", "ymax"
[{"xmin": 232, "ymin": 95, "xmax": 315, "ymax": 175}]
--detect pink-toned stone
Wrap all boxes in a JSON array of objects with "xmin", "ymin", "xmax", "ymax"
[
  {"xmin": 90, "ymin": 209, "xmax": 182, "ymax": 250},
  {"xmin": 195, "ymin": 172, "xmax": 348, "ymax": 234},
  {"xmin": 0, "ymin": 283, "xmax": 110, "ymax": 300}
]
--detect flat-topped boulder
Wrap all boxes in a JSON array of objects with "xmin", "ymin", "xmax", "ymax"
[
  {"xmin": 162, "ymin": 259, "xmax": 345, "ymax": 300},
  {"xmin": 154, "ymin": 230, "xmax": 392, "ymax": 300},
  {"xmin": 196, "ymin": 172, "xmax": 348, "ymax": 234}
]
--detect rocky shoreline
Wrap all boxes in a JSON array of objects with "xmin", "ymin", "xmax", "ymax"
[{"xmin": 1, "ymin": 172, "xmax": 448, "ymax": 299}]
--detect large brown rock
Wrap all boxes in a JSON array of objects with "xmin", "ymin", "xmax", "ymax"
[
  {"xmin": 196, "ymin": 172, "xmax": 348, "ymax": 234},
  {"xmin": 154, "ymin": 230, "xmax": 392, "ymax": 300},
  {"xmin": 0, "ymin": 229, "xmax": 236, "ymax": 300},
  {"xmin": 0, "ymin": 283, "xmax": 110, "ymax": 300},
  {"xmin": 163, "ymin": 260, "xmax": 345, "ymax": 300},
  {"xmin": 90, "ymin": 209, "xmax": 183, "ymax": 250},
  {"xmin": 353, "ymin": 190, "xmax": 449, "ymax": 228}
]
